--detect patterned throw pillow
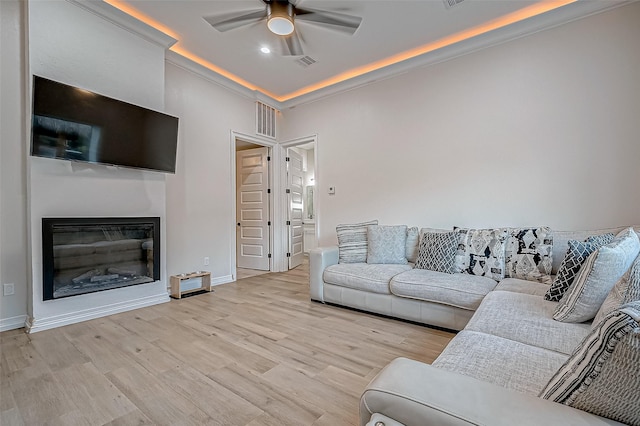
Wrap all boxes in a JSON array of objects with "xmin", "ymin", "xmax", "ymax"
[
  {"xmin": 336, "ymin": 220, "xmax": 378, "ymax": 263},
  {"xmin": 504, "ymin": 227, "xmax": 553, "ymax": 283},
  {"xmin": 415, "ymin": 231, "xmax": 458, "ymax": 273},
  {"xmin": 405, "ymin": 227, "xmax": 420, "ymax": 263},
  {"xmin": 545, "ymin": 238, "xmax": 611, "ymax": 302},
  {"xmin": 540, "ymin": 301, "xmax": 640, "ymax": 426},
  {"xmin": 585, "ymin": 233, "xmax": 615, "ymax": 246},
  {"xmin": 367, "ymin": 225, "xmax": 408, "ymax": 265},
  {"xmin": 553, "ymin": 228, "xmax": 640, "ymax": 323},
  {"xmin": 454, "ymin": 228, "xmax": 509, "ymax": 281},
  {"xmin": 592, "ymin": 252, "xmax": 640, "ymax": 326}
]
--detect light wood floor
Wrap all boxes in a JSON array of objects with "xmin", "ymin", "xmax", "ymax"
[{"xmin": 0, "ymin": 262, "xmax": 454, "ymax": 426}]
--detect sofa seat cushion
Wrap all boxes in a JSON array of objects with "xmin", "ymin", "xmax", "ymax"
[
  {"xmin": 389, "ymin": 269, "xmax": 497, "ymax": 311},
  {"xmin": 323, "ymin": 263, "xmax": 412, "ymax": 294},
  {"xmin": 466, "ymin": 291, "xmax": 591, "ymax": 355},
  {"xmin": 433, "ymin": 330, "xmax": 568, "ymax": 396},
  {"xmin": 494, "ymin": 277, "xmax": 551, "ymax": 297}
]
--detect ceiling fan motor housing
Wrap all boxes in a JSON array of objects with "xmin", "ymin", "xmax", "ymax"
[{"xmin": 267, "ymin": 1, "xmax": 295, "ymax": 35}]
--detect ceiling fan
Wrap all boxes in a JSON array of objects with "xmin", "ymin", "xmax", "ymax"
[{"xmin": 203, "ymin": 0, "xmax": 363, "ymax": 56}]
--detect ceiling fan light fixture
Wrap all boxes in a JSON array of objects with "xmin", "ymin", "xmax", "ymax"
[{"xmin": 267, "ymin": 3, "xmax": 294, "ymax": 36}]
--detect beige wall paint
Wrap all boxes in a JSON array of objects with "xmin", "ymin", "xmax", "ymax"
[
  {"xmin": 26, "ymin": 0, "xmax": 170, "ymax": 329},
  {"xmin": 164, "ymin": 63, "xmax": 256, "ymax": 281},
  {"xmin": 281, "ymin": 2, "xmax": 640, "ymax": 246},
  {"xmin": 0, "ymin": 0, "xmax": 29, "ymax": 329}
]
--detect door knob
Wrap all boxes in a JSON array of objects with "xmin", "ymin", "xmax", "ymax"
[{"xmin": 237, "ymin": 223, "xmax": 241, "ymax": 226}]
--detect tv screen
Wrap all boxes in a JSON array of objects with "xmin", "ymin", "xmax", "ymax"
[{"xmin": 31, "ymin": 75, "xmax": 179, "ymax": 173}]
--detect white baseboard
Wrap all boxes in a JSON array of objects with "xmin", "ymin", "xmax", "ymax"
[
  {"xmin": 26, "ymin": 292, "xmax": 170, "ymax": 334},
  {"xmin": 211, "ymin": 274, "xmax": 233, "ymax": 286},
  {"xmin": 0, "ymin": 315, "xmax": 28, "ymax": 332}
]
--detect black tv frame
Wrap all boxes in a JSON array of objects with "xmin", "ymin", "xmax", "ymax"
[{"xmin": 30, "ymin": 75, "xmax": 179, "ymax": 173}]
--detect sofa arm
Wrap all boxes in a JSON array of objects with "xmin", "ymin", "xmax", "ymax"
[
  {"xmin": 360, "ymin": 358, "xmax": 623, "ymax": 426},
  {"xmin": 309, "ymin": 246, "xmax": 339, "ymax": 302}
]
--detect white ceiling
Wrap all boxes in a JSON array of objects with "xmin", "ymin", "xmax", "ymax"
[{"xmin": 107, "ymin": 0, "xmax": 630, "ymax": 107}]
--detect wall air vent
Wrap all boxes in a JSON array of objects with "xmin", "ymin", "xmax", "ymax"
[
  {"xmin": 295, "ymin": 56, "xmax": 317, "ymax": 68},
  {"xmin": 256, "ymin": 101, "xmax": 277, "ymax": 139},
  {"xmin": 443, "ymin": 0, "xmax": 465, "ymax": 9}
]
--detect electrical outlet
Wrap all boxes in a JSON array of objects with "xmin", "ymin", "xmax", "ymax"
[
  {"xmin": 3, "ymin": 283, "xmax": 15, "ymax": 296},
  {"xmin": 203, "ymin": 257, "xmax": 210, "ymax": 266}
]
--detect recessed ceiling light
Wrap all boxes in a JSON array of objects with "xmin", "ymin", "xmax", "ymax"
[{"xmin": 260, "ymin": 47, "xmax": 271, "ymax": 54}]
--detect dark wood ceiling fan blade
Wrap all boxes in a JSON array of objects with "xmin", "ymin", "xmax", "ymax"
[
  {"xmin": 282, "ymin": 31, "xmax": 304, "ymax": 56},
  {"xmin": 295, "ymin": 8, "xmax": 362, "ymax": 35},
  {"xmin": 203, "ymin": 9, "xmax": 267, "ymax": 32}
]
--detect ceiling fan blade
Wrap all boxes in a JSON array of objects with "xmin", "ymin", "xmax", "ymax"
[
  {"xmin": 203, "ymin": 9, "xmax": 267, "ymax": 32},
  {"xmin": 295, "ymin": 8, "xmax": 362, "ymax": 35},
  {"xmin": 282, "ymin": 31, "xmax": 304, "ymax": 56}
]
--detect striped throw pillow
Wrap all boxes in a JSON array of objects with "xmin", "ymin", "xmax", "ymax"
[
  {"xmin": 540, "ymin": 301, "xmax": 640, "ymax": 425},
  {"xmin": 336, "ymin": 220, "xmax": 378, "ymax": 263}
]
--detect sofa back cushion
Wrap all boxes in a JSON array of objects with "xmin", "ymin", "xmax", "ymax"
[
  {"xmin": 540, "ymin": 301, "xmax": 640, "ymax": 426},
  {"xmin": 550, "ymin": 226, "xmax": 631, "ymax": 274},
  {"xmin": 405, "ymin": 227, "xmax": 420, "ymax": 263},
  {"xmin": 336, "ymin": 220, "xmax": 378, "ymax": 263}
]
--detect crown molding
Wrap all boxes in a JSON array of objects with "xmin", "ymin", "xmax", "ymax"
[
  {"xmin": 165, "ymin": 51, "xmax": 285, "ymax": 110},
  {"xmin": 65, "ymin": 0, "xmax": 177, "ymax": 49},
  {"xmin": 79, "ymin": 0, "xmax": 634, "ymax": 109},
  {"xmin": 279, "ymin": 0, "xmax": 635, "ymax": 109}
]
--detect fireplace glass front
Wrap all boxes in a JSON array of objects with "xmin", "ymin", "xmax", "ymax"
[{"xmin": 42, "ymin": 217, "xmax": 160, "ymax": 300}]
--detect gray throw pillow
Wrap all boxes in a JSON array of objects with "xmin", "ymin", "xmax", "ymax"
[
  {"xmin": 367, "ymin": 225, "xmax": 408, "ymax": 265},
  {"xmin": 336, "ymin": 220, "xmax": 378, "ymax": 263},
  {"xmin": 592, "ymin": 252, "xmax": 640, "ymax": 326},
  {"xmin": 545, "ymin": 235, "xmax": 614, "ymax": 302},
  {"xmin": 415, "ymin": 231, "xmax": 458, "ymax": 273},
  {"xmin": 540, "ymin": 301, "xmax": 640, "ymax": 426},
  {"xmin": 553, "ymin": 228, "xmax": 640, "ymax": 323}
]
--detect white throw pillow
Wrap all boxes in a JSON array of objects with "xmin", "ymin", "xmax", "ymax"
[
  {"xmin": 593, "ymin": 252, "xmax": 640, "ymax": 326},
  {"xmin": 554, "ymin": 228, "xmax": 640, "ymax": 323}
]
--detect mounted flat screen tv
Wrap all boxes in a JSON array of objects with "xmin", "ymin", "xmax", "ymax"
[{"xmin": 31, "ymin": 75, "xmax": 179, "ymax": 173}]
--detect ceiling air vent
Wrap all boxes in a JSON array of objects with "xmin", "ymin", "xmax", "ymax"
[
  {"xmin": 443, "ymin": 0, "xmax": 465, "ymax": 9},
  {"xmin": 295, "ymin": 56, "xmax": 317, "ymax": 68},
  {"xmin": 256, "ymin": 101, "xmax": 277, "ymax": 139}
]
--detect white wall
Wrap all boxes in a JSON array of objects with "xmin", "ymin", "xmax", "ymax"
[
  {"xmin": 281, "ymin": 2, "xmax": 640, "ymax": 247},
  {"xmin": 164, "ymin": 63, "xmax": 256, "ymax": 282},
  {"xmin": 0, "ymin": 0, "xmax": 29, "ymax": 331},
  {"xmin": 26, "ymin": 0, "xmax": 170, "ymax": 331}
]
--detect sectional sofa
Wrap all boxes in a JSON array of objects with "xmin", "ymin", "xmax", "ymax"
[{"xmin": 309, "ymin": 224, "xmax": 640, "ymax": 426}]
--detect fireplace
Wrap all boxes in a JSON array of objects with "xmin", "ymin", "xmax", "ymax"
[{"xmin": 42, "ymin": 217, "xmax": 160, "ymax": 301}]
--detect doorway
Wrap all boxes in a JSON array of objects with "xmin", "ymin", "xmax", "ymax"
[
  {"xmin": 231, "ymin": 132, "xmax": 317, "ymax": 279},
  {"xmin": 281, "ymin": 137, "xmax": 318, "ymax": 270},
  {"xmin": 233, "ymin": 135, "xmax": 274, "ymax": 281}
]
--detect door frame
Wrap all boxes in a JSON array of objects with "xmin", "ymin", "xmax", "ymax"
[
  {"xmin": 278, "ymin": 135, "xmax": 318, "ymax": 270},
  {"xmin": 230, "ymin": 131, "xmax": 280, "ymax": 280},
  {"xmin": 230, "ymin": 131, "xmax": 318, "ymax": 277}
]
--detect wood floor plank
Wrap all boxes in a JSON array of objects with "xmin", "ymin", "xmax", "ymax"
[{"xmin": 0, "ymin": 258, "xmax": 454, "ymax": 425}]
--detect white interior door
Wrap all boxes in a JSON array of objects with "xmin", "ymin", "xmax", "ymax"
[
  {"xmin": 287, "ymin": 149, "xmax": 304, "ymax": 269},
  {"xmin": 236, "ymin": 147, "xmax": 270, "ymax": 271}
]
